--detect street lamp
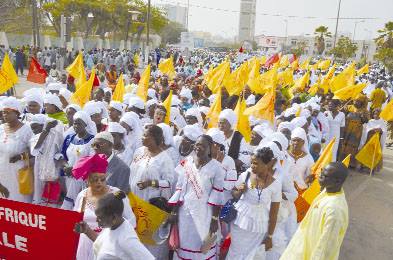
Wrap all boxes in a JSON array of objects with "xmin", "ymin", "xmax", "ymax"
[
  {"xmin": 86, "ymin": 12, "xmax": 94, "ymax": 37},
  {"xmin": 352, "ymin": 20, "xmax": 365, "ymax": 42},
  {"xmin": 125, "ymin": 10, "xmax": 141, "ymax": 43}
]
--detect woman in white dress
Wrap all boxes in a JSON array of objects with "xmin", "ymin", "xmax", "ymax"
[
  {"xmin": 168, "ymin": 135, "xmax": 225, "ymax": 260},
  {"xmin": 158, "ymin": 122, "xmax": 181, "ymax": 166},
  {"xmin": 0, "ymin": 97, "xmax": 33, "ymax": 202},
  {"xmin": 129, "ymin": 124, "xmax": 174, "ymax": 258},
  {"xmin": 226, "ymin": 146, "xmax": 282, "ymax": 260},
  {"xmin": 74, "ymin": 190, "xmax": 152, "ymax": 260},
  {"xmin": 108, "ymin": 122, "xmax": 134, "ymax": 165},
  {"xmin": 73, "ymin": 153, "xmax": 136, "ymax": 260},
  {"xmin": 324, "ymin": 99, "xmax": 345, "ymax": 161},
  {"xmin": 119, "ymin": 111, "xmax": 143, "ymax": 162}
]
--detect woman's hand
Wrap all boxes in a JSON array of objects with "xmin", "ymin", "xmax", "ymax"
[
  {"xmin": 45, "ymin": 120, "xmax": 58, "ymax": 132},
  {"xmin": 165, "ymin": 212, "xmax": 178, "ymax": 227},
  {"xmin": 9, "ymin": 154, "xmax": 22, "ymax": 163},
  {"xmin": 0, "ymin": 184, "xmax": 9, "ymax": 198},
  {"xmin": 137, "ymin": 180, "xmax": 152, "ymax": 190},
  {"xmin": 209, "ymin": 218, "xmax": 219, "ymax": 234},
  {"xmin": 63, "ymin": 166, "xmax": 73, "ymax": 176},
  {"xmin": 305, "ymin": 174, "xmax": 315, "ymax": 185},
  {"xmin": 74, "ymin": 221, "xmax": 89, "ymax": 234},
  {"xmin": 262, "ymin": 236, "xmax": 273, "ymax": 251}
]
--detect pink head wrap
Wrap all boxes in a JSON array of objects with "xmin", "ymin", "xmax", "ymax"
[{"xmin": 72, "ymin": 154, "xmax": 108, "ymax": 180}]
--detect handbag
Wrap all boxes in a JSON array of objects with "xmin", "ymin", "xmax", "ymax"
[
  {"xmin": 168, "ymin": 223, "xmax": 180, "ymax": 250},
  {"xmin": 219, "ymin": 171, "xmax": 251, "ymax": 224},
  {"xmin": 18, "ymin": 153, "xmax": 34, "ymax": 195}
]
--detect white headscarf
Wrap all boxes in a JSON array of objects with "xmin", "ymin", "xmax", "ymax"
[
  {"xmin": 30, "ymin": 114, "xmax": 47, "ymax": 125},
  {"xmin": 180, "ymin": 88, "xmax": 192, "ymax": 102},
  {"xmin": 95, "ymin": 131, "xmax": 114, "ymax": 144},
  {"xmin": 108, "ymin": 122, "xmax": 126, "ymax": 134},
  {"xmin": 277, "ymin": 121, "xmax": 294, "ymax": 132},
  {"xmin": 23, "ymin": 88, "xmax": 45, "ymax": 108},
  {"xmin": 253, "ymin": 125, "xmax": 274, "ymax": 139},
  {"xmin": 291, "ymin": 127, "xmax": 309, "ymax": 153},
  {"xmin": 84, "ymin": 102, "xmax": 102, "ymax": 116},
  {"xmin": 183, "ymin": 123, "xmax": 203, "ymax": 142},
  {"xmin": 185, "ymin": 107, "xmax": 203, "ymax": 127},
  {"xmin": 207, "ymin": 128, "xmax": 226, "ymax": 146},
  {"xmin": 46, "ymin": 82, "xmax": 62, "ymax": 92},
  {"xmin": 219, "ymin": 109, "xmax": 237, "ymax": 129},
  {"xmin": 290, "ymin": 116, "xmax": 308, "ymax": 129},
  {"xmin": 73, "ymin": 111, "xmax": 97, "ymax": 135},
  {"xmin": 158, "ymin": 123, "xmax": 174, "ymax": 147},
  {"xmin": 110, "ymin": 101, "xmax": 125, "ymax": 114},
  {"xmin": 44, "ymin": 93, "xmax": 63, "ymax": 110},
  {"xmin": 269, "ymin": 132, "xmax": 289, "ymax": 151},
  {"xmin": 147, "ymin": 89, "xmax": 157, "ymax": 100},
  {"xmin": 146, "ymin": 99, "xmax": 158, "ymax": 109},
  {"xmin": 1, "ymin": 97, "xmax": 23, "ymax": 113},
  {"xmin": 128, "ymin": 96, "xmax": 144, "ymax": 109},
  {"xmin": 59, "ymin": 88, "xmax": 72, "ymax": 104},
  {"xmin": 258, "ymin": 141, "xmax": 284, "ymax": 161},
  {"xmin": 66, "ymin": 104, "xmax": 81, "ymax": 112}
]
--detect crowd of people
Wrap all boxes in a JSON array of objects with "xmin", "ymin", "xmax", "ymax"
[{"xmin": 0, "ymin": 46, "xmax": 392, "ymax": 260}]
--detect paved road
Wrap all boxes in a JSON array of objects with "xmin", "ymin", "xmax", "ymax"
[{"xmin": 11, "ymin": 80, "xmax": 393, "ymax": 259}]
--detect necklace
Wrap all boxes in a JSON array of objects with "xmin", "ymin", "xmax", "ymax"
[{"xmin": 288, "ymin": 149, "xmax": 305, "ymax": 160}]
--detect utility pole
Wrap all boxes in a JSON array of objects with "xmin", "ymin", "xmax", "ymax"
[
  {"xmin": 186, "ymin": 0, "xmax": 190, "ymax": 31},
  {"xmin": 32, "ymin": 0, "xmax": 37, "ymax": 47},
  {"xmin": 145, "ymin": 0, "xmax": 151, "ymax": 64},
  {"xmin": 333, "ymin": 0, "xmax": 342, "ymax": 49}
]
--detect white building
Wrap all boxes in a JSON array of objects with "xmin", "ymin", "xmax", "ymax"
[
  {"xmin": 161, "ymin": 4, "xmax": 188, "ymax": 29},
  {"xmin": 238, "ymin": 0, "xmax": 256, "ymax": 43}
]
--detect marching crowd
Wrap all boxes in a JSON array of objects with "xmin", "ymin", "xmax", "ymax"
[{"xmin": 0, "ymin": 47, "xmax": 392, "ymax": 260}]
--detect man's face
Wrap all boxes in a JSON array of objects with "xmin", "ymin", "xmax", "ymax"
[{"xmin": 318, "ymin": 164, "xmax": 339, "ymax": 189}]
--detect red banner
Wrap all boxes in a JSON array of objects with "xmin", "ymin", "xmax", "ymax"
[
  {"xmin": 0, "ymin": 198, "xmax": 83, "ymax": 260},
  {"xmin": 27, "ymin": 57, "xmax": 47, "ymax": 84}
]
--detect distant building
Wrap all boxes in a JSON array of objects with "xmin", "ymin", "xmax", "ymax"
[
  {"xmin": 161, "ymin": 4, "xmax": 188, "ymax": 28},
  {"xmin": 238, "ymin": 0, "xmax": 256, "ymax": 43}
]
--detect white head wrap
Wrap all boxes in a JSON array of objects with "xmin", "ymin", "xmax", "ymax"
[
  {"xmin": 208, "ymin": 94, "xmax": 216, "ymax": 104},
  {"xmin": 158, "ymin": 123, "xmax": 174, "ymax": 147},
  {"xmin": 44, "ymin": 93, "xmax": 62, "ymax": 110},
  {"xmin": 108, "ymin": 122, "xmax": 126, "ymax": 134},
  {"xmin": 219, "ymin": 109, "xmax": 237, "ymax": 129},
  {"xmin": 30, "ymin": 114, "xmax": 47, "ymax": 125},
  {"xmin": 278, "ymin": 121, "xmax": 294, "ymax": 132},
  {"xmin": 128, "ymin": 96, "xmax": 144, "ymax": 109},
  {"xmin": 123, "ymin": 93, "xmax": 133, "ymax": 106},
  {"xmin": 253, "ymin": 125, "xmax": 274, "ymax": 139},
  {"xmin": 183, "ymin": 123, "xmax": 203, "ymax": 142},
  {"xmin": 147, "ymin": 89, "xmax": 157, "ymax": 100},
  {"xmin": 207, "ymin": 128, "xmax": 226, "ymax": 146},
  {"xmin": 73, "ymin": 111, "xmax": 97, "ymax": 135},
  {"xmin": 246, "ymin": 94, "xmax": 256, "ymax": 106},
  {"xmin": 198, "ymin": 106, "xmax": 209, "ymax": 115},
  {"xmin": 84, "ymin": 102, "xmax": 102, "ymax": 116},
  {"xmin": 310, "ymin": 103, "xmax": 321, "ymax": 111},
  {"xmin": 59, "ymin": 88, "xmax": 72, "ymax": 104},
  {"xmin": 110, "ymin": 101, "xmax": 125, "ymax": 114},
  {"xmin": 46, "ymin": 82, "xmax": 62, "ymax": 92},
  {"xmin": 257, "ymin": 141, "xmax": 283, "ymax": 161},
  {"xmin": 291, "ymin": 127, "xmax": 309, "ymax": 153},
  {"xmin": 171, "ymin": 95, "xmax": 181, "ymax": 107},
  {"xmin": 95, "ymin": 131, "xmax": 114, "ymax": 144},
  {"xmin": 23, "ymin": 88, "xmax": 45, "ymax": 108},
  {"xmin": 269, "ymin": 132, "xmax": 289, "ymax": 151},
  {"xmin": 66, "ymin": 104, "xmax": 81, "ymax": 112},
  {"xmin": 180, "ymin": 88, "xmax": 192, "ymax": 102},
  {"xmin": 146, "ymin": 99, "xmax": 158, "ymax": 109},
  {"xmin": 290, "ymin": 116, "xmax": 308, "ymax": 128},
  {"xmin": 185, "ymin": 107, "xmax": 203, "ymax": 127},
  {"xmin": 300, "ymin": 109, "xmax": 311, "ymax": 118},
  {"xmin": 120, "ymin": 111, "xmax": 143, "ymax": 134}
]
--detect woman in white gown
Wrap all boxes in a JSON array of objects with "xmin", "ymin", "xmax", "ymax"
[
  {"xmin": 226, "ymin": 146, "xmax": 282, "ymax": 260},
  {"xmin": 168, "ymin": 135, "xmax": 225, "ymax": 260},
  {"xmin": 72, "ymin": 153, "xmax": 136, "ymax": 260},
  {"xmin": 324, "ymin": 100, "xmax": 345, "ymax": 161},
  {"xmin": 0, "ymin": 97, "xmax": 33, "ymax": 202},
  {"xmin": 119, "ymin": 111, "xmax": 143, "ymax": 162}
]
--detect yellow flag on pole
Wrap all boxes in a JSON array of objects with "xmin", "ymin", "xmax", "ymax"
[
  {"xmin": 158, "ymin": 56, "xmax": 176, "ymax": 79},
  {"xmin": 234, "ymin": 98, "xmax": 251, "ymax": 143},
  {"xmin": 329, "ymin": 63, "xmax": 355, "ymax": 92},
  {"xmin": 66, "ymin": 52, "xmax": 86, "ymax": 88},
  {"xmin": 299, "ymin": 57, "xmax": 311, "ymax": 70},
  {"xmin": 128, "ymin": 192, "xmax": 169, "ymax": 245},
  {"xmin": 290, "ymin": 59, "xmax": 299, "ymax": 70},
  {"xmin": 333, "ymin": 82, "xmax": 367, "ymax": 100},
  {"xmin": 254, "ymin": 66, "xmax": 278, "ymax": 95},
  {"xmin": 317, "ymin": 59, "xmax": 331, "ymax": 70},
  {"xmin": 133, "ymin": 53, "xmax": 140, "ymax": 67},
  {"xmin": 380, "ymin": 98, "xmax": 393, "ymax": 122},
  {"xmin": 291, "ymin": 71, "xmax": 310, "ymax": 93},
  {"xmin": 357, "ymin": 64, "xmax": 369, "ymax": 75},
  {"xmin": 206, "ymin": 60, "xmax": 230, "ymax": 94},
  {"xmin": 246, "ymin": 57, "xmax": 261, "ymax": 93},
  {"xmin": 355, "ymin": 132, "xmax": 382, "ymax": 169},
  {"xmin": 0, "ymin": 53, "xmax": 18, "ymax": 93},
  {"xmin": 162, "ymin": 90, "xmax": 173, "ymax": 124},
  {"xmin": 308, "ymin": 76, "xmax": 321, "ymax": 96},
  {"xmin": 277, "ymin": 69, "xmax": 294, "ymax": 87},
  {"xmin": 244, "ymin": 86, "xmax": 275, "ymax": 123},
  {"xmin": 136, "ymin": 64, "xmax": 151, "ymax": 102},
  {"xmin": 112, "ymin": 74, "xmax": 125, "ymax": 102},
  {"xmin": 206, "ymin": 87, "xmax": 222, "ymax": 128},
  {"xmin": 342, "ymin": 154, "xmax": 351, "ymax": 167},
  {"xmin": 224, "ymin": 61, "xmax": 249, "ymax": 96},
  {"xmin": 71, "ymin": 69, "xmax": 95, "ymax": 107}
]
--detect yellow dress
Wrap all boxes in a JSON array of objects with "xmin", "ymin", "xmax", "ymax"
[
  {"xmin": 370, "ymin": 88, "xmax": 386, "ymax": 109},
  {"xmin": 280, "ymin": 189, "xmax": 348, "ymax": 260}
]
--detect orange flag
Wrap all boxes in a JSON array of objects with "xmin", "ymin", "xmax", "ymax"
[{"xmin": 27, "ymin": 57, "xmax": 47, "ymax": 84}]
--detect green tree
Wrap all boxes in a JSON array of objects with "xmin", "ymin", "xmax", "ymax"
[
  {"xmin": 374, "ymin": 21, "xmax": 393, "ymax": 72},
  {"xmin": 329, "ymin": 36, "xmax": 358, "ymax": 60},
  {"xmin": 314, "ymin": 26, "xmax": 332, "ymax": 55},
  {"xmin": 291, "ymin": 40, "xmax": 308, "ymax": 57},
  {"xmin": 159, "ymin": 21, "xmax": 186, "ymax": 45}
]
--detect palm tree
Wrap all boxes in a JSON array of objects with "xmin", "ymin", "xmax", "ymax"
[
  {"xmin": 375, "ymin": 21, "xmax": 393, "ymax": 48},
  {"xmin": 314, "ymin": 26, "xmax": 332, "ymax": 55}
]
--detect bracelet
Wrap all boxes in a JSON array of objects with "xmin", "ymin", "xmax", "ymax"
[
  {"xmin": 211, "ymin": 216, "xmax": 219, "ymax": 221},
  {"xmin": 151, "ymin": 180, "xmax": 157, "ymax": 188}
]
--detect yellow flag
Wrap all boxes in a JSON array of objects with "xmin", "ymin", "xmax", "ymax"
[
  {"xmin": 318, "ymin": 59, "xmax": 331, "ymax": 70},
  {"xmin": 244, "ymin": 87, "xmax": 275, "ymax": 123},
  {"xmin": 0, "ymin": 53, "xmax": 18, "ymax": 93},
  {"xmin": 299, "ymin": 57, "xmax": 311, "ymax": 70},
  {"xmin": 357, "ymin": 64, "xmax": 369, "ymax": 75},
  {"xmin": 295, "ymin": 106, "xmax": 302, "ymax": 117},
  {"xmin": 71, "ymin": 69, "xmax": 95, "ymax": 107},
  {"xmin": 302, "ymin": 137, "xmax": 336, "ymax": 204},
  {"xmin": 234, "ymin": 98, "xmax": 251, "ymax": 143},
  {"xmin": 206, "ymin": 61, "xmax": 231, "ymax": 94},
  {"xmin": 112, "ymin": 74, "xmax": 125, "ymax": 102},
  {"xmin": 290, "ymin": 59, "xmax": 299, "ymax": 70},
  {"xmin": 320, "ymin": 64, "xmax": 336, "ymax": 94},
  {"xmin": 158, "ymin": 56, "xmax": 176, "ymax": 79},
  {"xmin": 66, "ymin": 53, "xmax": 86, "ymax": 88},
  {"xmin": 277, "ymin": 69, "xmax": 294, "ymax": 87},
  {"xmin": 279, "ymin": 55, "xmax": 290, "ymax": 68},
  {"xmin": 342, "ymin": 154, "xmax": 351, "ymax": 167},
  {"xmin": 133, "ymin": 53, "xmax": 140, "ymax": 67},
  {"xmin": 136, "ymin": 64, "xmax": 151, "ymax": 102},
  {"xmin": 291, "ymin": 71, "xmax": 310, "ymax": 93},
  {"xmin": 128, "ymin": 192, "xmax": 169, "ymax": 245},
  {"xmin": 333, "ymin": 82, "xmax": 367, "ymax": 100},
  {"xmin": 380, "ymin": 98, "xmax": 393, "ymax": 122},
  {"xmin": 259, "ymin": 56, "xmax": 267, "ymax": 66},
  {"xmin": 246, "ymin": 57, "xmax": 261, "ymax": 93},
  {"xmin": 330, "ymin": 63, "xmax": 355, "ymax": 92},
  {"xmin": 355, "ymin": 133, "xmax": 382, "ymax": 169},
  {"xmin": 254, "ymin": 66, "xmax": 278, "ymax": 95},
  {"xmin": 224, "ymin": 62, "xmax": 249, "ymax": 96},
  {"xmin": 206, "ymin": 87, "xmax": 222, "ymax": 128},
  {"xmin": 308, "ymin": 76, "xmax": 321, "ymax": 96},
  {"xmin": 162, "ymin": 90, "xmax": 173, "ymax": 124}
]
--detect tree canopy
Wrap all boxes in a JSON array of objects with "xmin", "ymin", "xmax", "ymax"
[
  {"xmin": 374, "ymin": 21, "xmax": 393, "ymax": 71},
  {"xmin": 329, "ymin": 36, "xmax": 357, "ymax": 60}
]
